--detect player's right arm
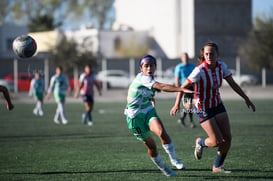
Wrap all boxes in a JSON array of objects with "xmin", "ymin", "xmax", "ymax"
[
  {"xmin": 74, "ymin": 74, "xmax": 85, "ymax": 98},
  {"xmin": 0, "ymin": 85, "xmax": 14, "ymax": 111},
  {"xmin": 46, "ymin": 76, "xmax": 55, "ymax": 99},
  {"xmin": 29, "ymin": 79, "xmax": 36, "ymax": 96}
]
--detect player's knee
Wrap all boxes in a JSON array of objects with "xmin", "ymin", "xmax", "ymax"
[{"xmin": 210, "ymin": 137, "xmax": 220, "ymax": 147}]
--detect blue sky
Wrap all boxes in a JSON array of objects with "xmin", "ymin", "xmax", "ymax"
[{"xmin": 252, "ymin": 0, "xmax": 273, "ymax": 18}]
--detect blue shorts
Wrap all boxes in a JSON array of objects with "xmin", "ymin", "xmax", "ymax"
[
  {"xmin": 81, "ymin": 95, "xmax": 94, "ymax": 104},
  {"xmin": 195, "ymin": 103, "xmax": 226, "ymax": 123}
]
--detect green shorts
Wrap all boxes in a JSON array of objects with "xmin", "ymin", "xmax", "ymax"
[
  {"xmin": 34, "ymin": 92, "xmax": 43, "ymax": 101},
  {"xmin": 127, "ymin": 108, "xmax": 159, "ymax": 141},
  {"xmin": 54, "ymin": 93, "xmax": 66, "ymax": 103}
]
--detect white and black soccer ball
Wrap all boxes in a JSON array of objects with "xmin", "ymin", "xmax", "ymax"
[{"xmin": 12, "ymin": 35, "xmax": 37, "ymax": 58}]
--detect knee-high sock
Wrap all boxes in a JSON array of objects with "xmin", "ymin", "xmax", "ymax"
[
  {"xmin": 151, "ymin": 154, "xmax": 167, "ymax": 171},
  {"xmin": 37, "ymin": 101, "xmax": 43, "ymax": 112},
  {"xmin": 162, "ymin": 142, "xmax": 177, "ymax": 162},
  {"xmin": 57, "ymin": 102, "xmax": 67, "ymax": 121},
  {"xmin": 87, "ymin": 111, "xmax": 92, "ymax": 121}
]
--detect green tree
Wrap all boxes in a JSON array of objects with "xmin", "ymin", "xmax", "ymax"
[
  {"xmin": 66, "ymin": 0, "xmax": 115, "ymax": 29},
  {"xmin": 239, "ymin": 15, "xmax": 273, "ymax": 70},
  {"xmin": 49, "ymin": 35, "xmax": 97, "ymax": 75},
  {"xmin": 0, "ymin": 0, "xmax": 9, "ymax": 24},
  {"xmin": 5, "ymin": 0, "xmax": 114, "ymax": 30},
  {"xmin": 5, "ymin": 0, "xmax": 63, "ymax": 31}
]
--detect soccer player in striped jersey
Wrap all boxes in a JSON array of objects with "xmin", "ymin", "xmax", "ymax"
[
  {"xmin": 46, "ymin": 66, "xmax": 70, "ymax": 125},
  {"xmin": 174, "ymin": 53, "xmax": 196, "ymax": 128},
  {"xmin": 125, "ymin": 55, "xmax": 196, "ymax": 177},
  {"xmin": 74, "ymin": 64, "xmax": 102, "ymax": 126},
  {"xmin": 29, "ymin": 71, "xmax": 44, "ymax": 116},
  {"xmin": 170, "ymin": 42, "xmax": 256, "ymax": 173}
]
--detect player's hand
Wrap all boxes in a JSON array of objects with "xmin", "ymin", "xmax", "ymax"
[
  {"xmin": 46, "ymin": 94, "xmax": 50, "ymax": 100},
  {"xmin": 170, "ymin": 105, "xmax": 180, "ymax": 116},
  {"xmin": 7, "ymin": 103, "xmax": 14, "ymax": 111},
  {"xmin": 245, "ymin": 98, "xmax": 256, "ymax": 112},
  {"xmin": 150, "ymin": 98, "xmax": 155, "ymax": 107}
]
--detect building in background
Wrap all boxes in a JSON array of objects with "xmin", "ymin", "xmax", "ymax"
[{"xmin": 114, "ymin": 0, "xmax": 251, "ymax": 59}]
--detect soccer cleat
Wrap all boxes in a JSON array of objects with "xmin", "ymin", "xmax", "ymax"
[
  {"xmin": 54, "ymin": 119, "xmax": 60, "ymax": 124},
  {"xmin": 212, "ymin": 165, "xmax": 231, "ymax": 174},
  {"xmin": 194, "ymin": 137, "xmax": 203, "ymax": 160},
  {"xmin": 87, "ymin": 121, "xmax": 93, "ymax": 126},
  {"xmin": 161, "ymin": 167, "xmax": 176, "ymax": 177},
  {"xmin": 62, "ymin": 119, "xmax": 68, "ymax": 125},
  {"xmin": 190, "ymin": 122, "xmax": 196, "ymax": 128},
  {"xmin": 177, "ymin": 118, "xmax": 186, "ymax": 128},
  {"xmin": 171, "ymin": 159, "xmax": 185, "ymax": 170},
  {"xmin": 39, "ymin": 110, "xmax": 44, "ymax": 116}
]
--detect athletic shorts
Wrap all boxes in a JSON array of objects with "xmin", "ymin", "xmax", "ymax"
[
  {"xmin": 34, "ymin": 92, "xmax": 43, "ymax": 101},
  {"xmin": 195, "ymin": 103, "xmax": 226, "ymax": 123},
  {"xmin": 126, "ymin": 108, "xmax": 158, "ymax": 141},
  {"xmin": 81, "ymin": 95, "xmax": 94, "ymax": 104},
  {"xmin": 54, "ymin": 93, "xmax": 66, "ymax": 103}
]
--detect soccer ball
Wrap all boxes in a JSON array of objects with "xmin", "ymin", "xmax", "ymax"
[{"xmin": 12, "ymin": 35, "xmax": 37, "ymax": 58}]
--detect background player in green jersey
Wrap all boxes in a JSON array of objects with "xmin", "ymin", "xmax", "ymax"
[
  {"xmin": 125, "ymin": 55, "xmax": 196, "ymax": 177},
  {"xmin": 46, "ymin": 66, "xmax": 69, "ymax": 125},
  {"xmin": 29, "ymin": 71, "xmax": 44, "ymax": 116}
]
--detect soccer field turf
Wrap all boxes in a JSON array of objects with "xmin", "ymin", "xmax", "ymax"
[{"xmin": 0, "ymin": 100, "xmax": 273, "ymax": 180}]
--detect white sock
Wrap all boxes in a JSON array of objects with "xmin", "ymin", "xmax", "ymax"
[
  {"xmin": 57, "ymin": 102, "xmax": 67, "ymax": 122},
  {"xmin": 151, "ymin": 154, "xmax": 167, "ymax": 171},
  {"xmin": 37, "ymin": 101, "xmax": 43, "ymax": 112},
  {"xmin": 162, "ymin": 142, "xmax": 177, "ymax": 162}
]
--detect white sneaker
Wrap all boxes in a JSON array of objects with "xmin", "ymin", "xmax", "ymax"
[
  {"xmin": 161, "ymin": 167, "xmax": 176, "ymax": 177},
  {"xmin": 62, "ymin": 119, "xmax": 68, "ymax": 125},
  {"xmin": 87, "ymin": 121, "xmax": 93, "ymax": 126},
  {"xmin": 171, "ymin": 159, "xmax": 185, "ymax": 170},
  {"xmin": 54, "ymin": 119, "xmax": 60, "ymax": 124},
  {"xmin": 39, "ymin": 110, "xmax": 44, "ymax": 116},
  {"xmin": 33, "ymin": 109, "xmax": 38, "ymax": 116}
]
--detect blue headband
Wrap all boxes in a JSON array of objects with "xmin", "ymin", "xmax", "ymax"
[{"xmin": 139, "ymin": 56, "xmax": 157, "ymax": 67}]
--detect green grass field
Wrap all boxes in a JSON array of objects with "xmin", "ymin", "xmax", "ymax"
[{"xmin": 0, "ymin": 99, "xmax": 273, "ymax": 180}]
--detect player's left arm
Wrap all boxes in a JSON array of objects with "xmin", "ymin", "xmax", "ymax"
[
  {"xmin": 225, "ymin": 76, "xmax": 256, "ymax": 112},
  {"xmin": 95, "ymin": 80, "xmax": 102, "ymax": 96}
]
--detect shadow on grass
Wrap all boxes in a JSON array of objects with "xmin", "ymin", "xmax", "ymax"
[{"xmin": 4, "ymin": 168, "xmax": 273, "ymax": 180}]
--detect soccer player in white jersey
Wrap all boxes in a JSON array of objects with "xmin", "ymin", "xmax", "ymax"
[
  {"xmin": 170, "ymin": 42, "xmax": 256, "ymax": 173},
  {"xmin": 125, "ymin": 55, "xmax": 196, "ymax": 177},
  {"xmin": 74, "ymin": 64, "xmax": 102, "ymax": 126},
  {"xmin": 29, "ymin": 71, "xmax": 44, "ymax": 116},
  {"xmin": 46, "ymin": 66, "xmax": 69, "ymax": 125}
]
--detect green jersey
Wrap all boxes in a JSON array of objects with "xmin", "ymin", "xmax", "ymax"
[{"xmin": 125, "ymin": 73, "xmax": 156, "ymax": 118}]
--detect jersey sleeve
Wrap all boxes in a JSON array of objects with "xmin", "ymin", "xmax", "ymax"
[
  {"xmin": 221, "ymin": 61, "xmax": 232, "ymax": 78},
  {"xmin": 47, "ymin": 75, "xmax": 56, "ymax": 94},
  {"xmin": 187, "ymin": 67, "xmax": 200, "ymax": 84},
  {"xmin": 141, "ymin": 74, "xmax": 156, "ymax": 89},
  {"xmin": 174, "ymin": 64, "xmax": 180, "ymax": 77},
  {"xmin": 79, "ymin": 73, "xmax": 85, "ymax": 83},
  {"xmin": 28, "ymin": 79, "xmax": 35, "ymax": 96}
]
